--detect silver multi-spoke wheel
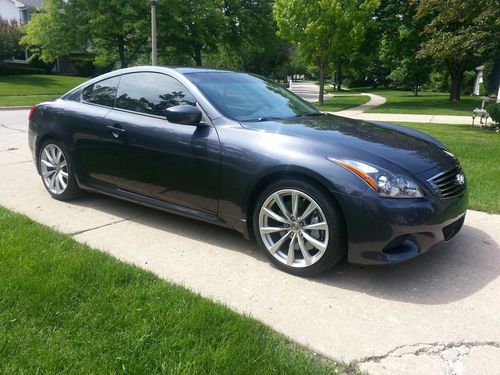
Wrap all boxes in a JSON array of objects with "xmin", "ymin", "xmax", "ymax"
[
  {"xmin": 258, "ymin": 189, "xmax": 329, "ymax": 268},
  {"xmin": 40, "ymin": 144, "xmax": 68, "ymax": 195}
]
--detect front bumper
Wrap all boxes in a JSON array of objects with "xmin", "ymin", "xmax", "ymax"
[{"xmin": 335, "ymin": 167, "xmax": 468, "ymax": 265}]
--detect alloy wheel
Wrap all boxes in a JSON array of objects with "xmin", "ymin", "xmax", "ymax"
[
  {"xmin": 40, "ymin": 144, "xmax": 69, "ymax": 195},
  {"xmin": 258, "ymin": 189, "xmax": 329, "ymax": 268}
]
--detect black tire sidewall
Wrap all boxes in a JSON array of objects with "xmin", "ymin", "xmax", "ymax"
[
  {"xmin": 38, "ymin": 140, "xmax": 81, "ymax": 201},
  {"xmin": 253, "ymin": 178, "xmax": 346, "ymax": 277}
]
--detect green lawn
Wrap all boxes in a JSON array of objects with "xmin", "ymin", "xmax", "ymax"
[
  {"xmin": 0, "ymin": 207, "xmax": 357, "ymax": 375},
  {"xmin": 352, "ymin": 88, "xmax": 482, "ymax": 116},
  {"xmin": 0, "ymin": 74, "xmax": 88, "ymax": 106},
  {"xmin": 392, "ymin": 123, "xmax": 500, "ymax": 213},
  {"xmin": 315, "ymin": 95, "xmax": 370, "ymax": 112}
]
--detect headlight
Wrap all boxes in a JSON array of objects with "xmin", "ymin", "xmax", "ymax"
[{"xmin": 327, "ymin": 158, "xmax": 424, "ymax": 198}]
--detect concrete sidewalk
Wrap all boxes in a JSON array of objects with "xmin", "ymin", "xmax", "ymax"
[
  {"xmin": 1, "ymin": 109, "xmax": 499, "ymax": 374},
  {"xmin": 335, "ymin": 112, "xmax": 473, "ymax": 125},
  {"xmin": 291, "ymin": 81, "xmax": 473, "ymax": 125}
]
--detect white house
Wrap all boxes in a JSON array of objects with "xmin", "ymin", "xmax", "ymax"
[
  {"xmin": 1, "ymin": 0, "xmax": 42, "ymax": 62},
  {"xmin": 0, "ymin": 0, "xmax": 41, "ymax": 24}
]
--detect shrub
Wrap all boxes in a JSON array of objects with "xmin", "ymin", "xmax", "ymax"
[{"xmin": 486, "ymin": 102, "xmax": 500, "ymax": 123}]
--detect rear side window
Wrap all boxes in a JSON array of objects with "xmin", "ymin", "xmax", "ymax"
[
  {"xmin": 63, "ymin": 88, "xmax": 83, "ymax": 102},
  {"xmin": 82, "ymin": 76, "xmax": 120, "ymax": 107},
  {"xmin": 115, "ymin": 72, "xmax": 196, "ymax": 116}
]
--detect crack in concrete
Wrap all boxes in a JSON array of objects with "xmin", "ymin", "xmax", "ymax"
[
  {"xmin": 356, "ymin": 340, "xmax": 500, "ymax": 363},
  {"xmin": 69, "ymin": 216, "xmax": 141, "ymax": 236},
  {"xmin": 0, "ymin": 123, "xmax": 27, "ymax": 133},
  {"xmin": 356, "ymin": 341, "xmax": 500, "ymax": 375}
]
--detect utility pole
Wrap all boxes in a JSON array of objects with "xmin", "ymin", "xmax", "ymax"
[{"xmin": 151, "ymin": 0, "xmax": 158, "ymax": 66}]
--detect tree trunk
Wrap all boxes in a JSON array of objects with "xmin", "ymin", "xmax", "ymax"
[
  {"xmin": 337, "ymin": 63, "xmax": 342, "ymax": 92},
  {"xmin": 414, "ymin": 85, "xmax": 419, "ymax": 96},
  {"xmin": 446, "ymin": 59, "xmax": 465, "ymax": 102},
  {"xmin": 117, "ymin": 37, "xmax": 127, "ymax": 69},
  {"xmin": 193, "ymin": 46, "xmax": 202, "ymax": 67},
  {"xmin": 318, "ymin": 61, "xmax": 326, "ymax": 105}
]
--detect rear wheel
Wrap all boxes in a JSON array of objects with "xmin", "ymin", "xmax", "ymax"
[
  {"xmin": 38, "ymin": 140, "xmax": 82, "ymax": 201},
  {"xmin": 253, "ymin": 179, "xmax": 346, "ymax": 276}
]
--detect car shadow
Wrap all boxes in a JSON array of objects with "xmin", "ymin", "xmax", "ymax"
[{"xmin": 71, "ymin": 193, "xmax": 499, "ymax": 306}]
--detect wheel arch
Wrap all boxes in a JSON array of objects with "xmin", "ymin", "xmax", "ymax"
[
  {"xmin": 244, "ymin": 168, "xmax": 348, "ymax": 243},
  {"xmin": 35, "ymin": 134, "xmax": 59, "ymax": 174}
]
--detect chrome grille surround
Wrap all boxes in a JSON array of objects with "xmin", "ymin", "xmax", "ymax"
[{"xmin": 427, "ymin": 164, "xmax": 466, "ymax": 198}]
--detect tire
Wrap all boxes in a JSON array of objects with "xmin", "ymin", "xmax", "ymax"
[
  {"xmin": 253, "ymin": 178, "xmax": 346, "ymax": 276},
  {"xmin": 38, "ymin": 140, "xmax": 82, "ymax": 201}
]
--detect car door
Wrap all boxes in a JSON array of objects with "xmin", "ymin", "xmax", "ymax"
[
  {"xmin": 105, "ymin": 72, "xmax": 221, "ymax": 214},
  {"xmin": 70, "ymin": 75, "xmax": 124, "ymax": 187}
]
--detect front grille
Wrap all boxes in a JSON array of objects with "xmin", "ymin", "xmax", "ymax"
[{"xmin": 427, "ymin": 164, "xmax": 466, "ymax": 198}]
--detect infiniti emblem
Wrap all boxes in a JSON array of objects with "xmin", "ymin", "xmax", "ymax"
[{"xmin": 456, "ymin": 173, "xmax": 465, "ymax": 185}]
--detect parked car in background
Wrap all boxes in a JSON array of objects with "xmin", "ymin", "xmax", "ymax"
[{"xmin": 28, "ymin": 66, "xmax": 468, "ymax": 276}]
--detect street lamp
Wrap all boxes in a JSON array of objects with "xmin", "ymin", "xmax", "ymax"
[{"xmin": 150, "ymin": 0, "xmax": 158, "ymax": 66}]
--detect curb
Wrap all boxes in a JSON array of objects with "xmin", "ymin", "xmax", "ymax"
[{"xmin": 0, "ymin": 106, "xmax": 32, "ymax": 110}]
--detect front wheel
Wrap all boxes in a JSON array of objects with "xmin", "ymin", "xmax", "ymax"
[
  {"xmin": 38, "ymin": 140, "xmax": 82, "ymax": 201},
  {"xmin": 253, "ymin": 179, "xmax": 346, "ymax": 276}
]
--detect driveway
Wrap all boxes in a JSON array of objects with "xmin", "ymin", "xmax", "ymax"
[{"xmin": 1, "ymin": 109, "xmax": 499, "ymax": 374}]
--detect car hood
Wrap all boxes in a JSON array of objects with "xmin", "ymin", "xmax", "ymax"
[{"xmin": 242, "ymin": 114, "xmax": 453, "ymax": 174}]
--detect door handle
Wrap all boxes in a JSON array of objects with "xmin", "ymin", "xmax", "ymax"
[{"xmin": 107, "ymin": 124, "xmax": 126, "ymax": 138}]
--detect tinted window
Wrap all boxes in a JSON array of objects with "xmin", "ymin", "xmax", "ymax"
[
  {"xmin": 82, "ymin": 77, "xmax": 119, "ymax": 107},
  {"xmin": 185, "ymin": 72, "xmax": 318, "ymax": 121},
  {"xmin": 63, "ymin": 88, "xmax": 83, "ymax": 102},
  {"xmin": 115, "ymin": 73, "xmax": 196, "ymax": 116}
]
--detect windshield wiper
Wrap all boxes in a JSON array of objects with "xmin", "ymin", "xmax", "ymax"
[
  {"xmin": 301, "ymin": 112, "xmax": 325, "ymax": 117},
  {"xmin": 244, "ymin": 116, "xmax": 282, "ymax": 122}
]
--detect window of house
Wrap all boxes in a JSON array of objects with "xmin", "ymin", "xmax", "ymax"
[{"xmin": 115, "ymin": 72, "xmax": 196, "ymax": 116}]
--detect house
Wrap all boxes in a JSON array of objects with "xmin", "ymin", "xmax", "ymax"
[{"xmin": 0, "ymin": 0, "xmax": 42, "ymax": 63}]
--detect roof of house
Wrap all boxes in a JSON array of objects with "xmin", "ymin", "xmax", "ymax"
[{"xmin": 12, "ymin": 0, "xmax": 43, "ymax": 8}]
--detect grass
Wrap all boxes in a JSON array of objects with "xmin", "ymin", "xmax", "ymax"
[
  {"xmin": 0, "ymin": 74, "xmax": 88, "ymax": 106},
  {"xmin": 392, "ymin": 122, "xmax": 500, "ymax": 213},
  {"xmin": 0, "ymin": 206, "xmax": 357, "ymax": 375},
  {"xmin": 0, "ymin": 94, "xmax": 59, "ymax": 106},
  {"xmin": 350, "ymin": 88, "xmax": 483, "ymax": 116},
  {"xmin": 315, "ymin": 95, "xmax": 370, "ymax": 112}
]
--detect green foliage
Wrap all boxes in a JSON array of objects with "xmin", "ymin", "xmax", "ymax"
[
  {"xmin": 21, "ymin": 0, "xmax": 149, "ymax": 69},
  {"xmin": 204, "ymin": 0, "xmax": 290, "ymax": 77},
  {"xmin": 157, "ymin": 0, "xmax": 226, "ymax": 67},
  {"xmin": 375, "ymin": 1, "xmax": 432, "ymax": 95},
  {"xmin": 20, "ymin": 0, "xmax": 84, "ymax": 64},
  {"xmin": 483, "ymin": 55, "xmax": 500, "ymax": 95},
  {"xmin": 273, "ymin": 0, "xmax": 379, "ymax": 103},
  {"xmin": 417, "ymin": 0, "xmax": 500, "ymax": 101},
  {"xmin": 486, "ymin": 103, "xmax": 500, "ymax": 123},
  {"xmin": 0, "ymin": 17, "xmax": 22, "ymax": 60},
  {"xmin": 0, "ymin": 207, "xmax": 357, "ymax": 374}
]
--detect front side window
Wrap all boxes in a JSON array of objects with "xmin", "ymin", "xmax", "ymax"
[
  {"xmin": 115, "ymin": 72, "xmax": 196, "ymax": 116},
  {"xmin": 82, "ymin": 76, "xmax": 120, "ymax": 107}
]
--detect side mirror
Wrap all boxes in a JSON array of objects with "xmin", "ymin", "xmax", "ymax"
[{"xmin": 165, "ymin": 105, "xmax": 202, "ymax": 125}]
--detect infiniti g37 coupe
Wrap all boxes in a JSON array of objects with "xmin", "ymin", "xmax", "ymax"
[{"xmin": 28, "ymin": 66, "xmax": 467, "ymax": 276}]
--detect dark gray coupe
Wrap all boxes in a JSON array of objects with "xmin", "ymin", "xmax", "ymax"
[{"xmin": 28, "ymin": 66, "xmax": 467, "ymax": 276}]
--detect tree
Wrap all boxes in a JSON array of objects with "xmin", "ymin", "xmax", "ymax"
[
  {"xmin": 0, "ymin": 17, "xmax": 22, "ymax": 60},
  {"xmin": 21, "ymin": 0, "xmax": 149, "ymax": 69},
  {"xmin": 417, "ymin": 0, "xmax": 500, "ymax": 101},
  {"xmin": 205, "ymin": 0, "xmax": 290, "ymax": 77},
  {"xmin": 273, "ymin": 0, "xmax": 379, "ymax": 105},
  {"xmin": 157, "ymin": 0, "xmax": 226, "ymax": 67},
  {"xmin": 373, "ymin": 0, "xmax": 432, "ymax": 96}
]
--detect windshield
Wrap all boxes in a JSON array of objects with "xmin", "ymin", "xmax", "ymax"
[{"xmin": 185, "ymin": 72, "xmax": 320, "ymax": 122}]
